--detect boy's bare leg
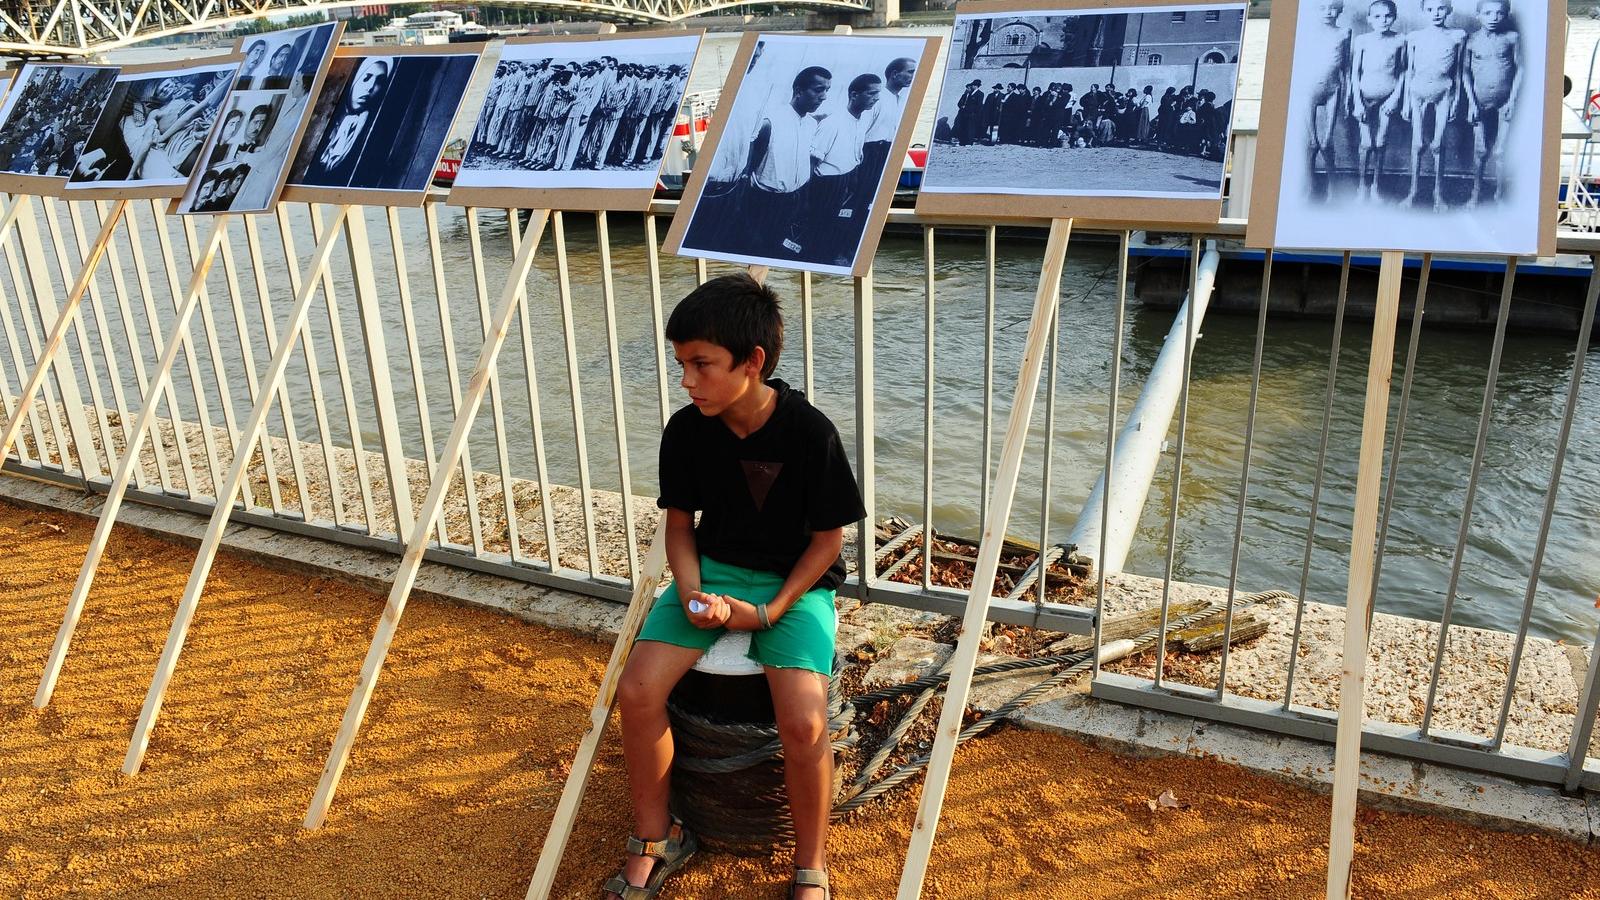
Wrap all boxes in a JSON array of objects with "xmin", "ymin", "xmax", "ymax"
[
  {"xmin": 1471, "ymin": 112, "xmax": 1498, "ymax": 205},
  {"xmin": 611, "ymin": 639, "xmax": 705, "ymax": 897},
  {"xmin": 1429, "ymin": 104, "xmax": 1451, "ymax": 210},
  {"xmin": 768, "ymin": 665, "xmax": 832, "ymax": 900},
  {"xmin": 1373, "ymin": 109, "xmax": 1395, "ymax": 200},
  {"xmin": 1405, "ymin": 101, "xmax": 1427, "ymax": 206}
]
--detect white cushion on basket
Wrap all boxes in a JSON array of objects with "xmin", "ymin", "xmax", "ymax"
[{"xmin": 692, "ymin": 631, "xmax": 765, "ymax": 676}]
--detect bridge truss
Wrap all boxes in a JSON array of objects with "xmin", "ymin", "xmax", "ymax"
[{"xmin": 0, "ymin": 0, "xmax": 871, "ymax": 57}]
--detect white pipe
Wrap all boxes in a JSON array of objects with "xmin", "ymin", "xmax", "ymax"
[{"xmin": 1067, "ymin": 241, "xmax": 1221, "ymax": 576}]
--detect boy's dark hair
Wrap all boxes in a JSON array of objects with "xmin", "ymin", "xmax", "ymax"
[{"xmin": 666, "ymin": 273, "xmax": 783, "ymax": 379}]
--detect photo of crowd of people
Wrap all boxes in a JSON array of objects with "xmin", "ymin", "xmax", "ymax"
[
  {"xmin": 178, "ymin": 20, "xmax": 338, "ymax": 215},
  {"xmin": 288, "ymin": 51, "xmax": 478, "ymax": 196},
  {"xmin": 1271, "ymin": 0, "xmax": 1548, "ymax": 253},
  {"xmin": 454, "ymin": 34, "xmax": 699, "ymax": 192},
  {"xmin": 921, "ymin": 6, "xmax": 1245, "ymax": 200},
  {"xmin": 67, "ymin": 62, "xmax": 236, "ymax": 192},
  {"xmin": 0, "ymin": 64, "xmax": 119, "ymax": 182},
  {"xmin": 675, "ymin": 33, "xmax": 932, "ymax": 275}
]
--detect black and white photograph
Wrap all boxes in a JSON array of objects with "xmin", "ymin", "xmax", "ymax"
[
  {"xmin": 66, "ymin": 60, "xmax": 237, "ymax": 193},
  {"xmin": 452, "ymin": 33, "xmax": 699, "ymax": 192},
  {"xmin": 1274, "ymin": 0, "xmax": 1550, "ymax": 253},
  {"xmin": 178, "ymin": 20, "xmax": 340, "ymax": 215},
  {"xmin": 921, "ymin": 4, "xmax": 1246, "ymax": 200},
  {"xmin": 287, "ymin": 50, "xmax": 478, "ymax": 196},
  {"xmin": 674, "ymin": 33, "xmax": 935, "ymax": 276},
  {"xmin": 0, "ymin": 64, "xmax": 119, "ymax": 181}
]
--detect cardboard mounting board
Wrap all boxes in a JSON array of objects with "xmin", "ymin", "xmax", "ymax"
[
  {"xmin": 1245, "ymin": 0, "xmax": 1561, "ymax": 256},
  {"xmin": 177, "ymin": 19, "xmax": 346, "ymax": 216},
  {"xmin": 916, "ymin": 0, "xmax": 1248, "ymax": 228},
  {"xmin": 281, "ymin": 43, "xmax": 486, "ymax": 208},
  {"xmin": 0, "ymin": 63, "xmax": 121, "ymax": 197},
  {"xmin": 662, "ymin": 30, "xmax": 941, "ymax": 278},
  {"xmin": 446, "ymin": 29, "xmax": 706, "ymax": 212},
  {"xmin": 64, "ymin": 56, "xmax": 242, "ymax": 202}
]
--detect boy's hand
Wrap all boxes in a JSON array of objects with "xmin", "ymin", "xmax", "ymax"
[{"xmin": 684, "ymin": 590, "xmax": 728, "ymax": 629}]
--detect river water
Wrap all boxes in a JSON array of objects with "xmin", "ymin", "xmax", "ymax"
[{"xmin": 85, "ymin": 19, "xmax": 1600, "ymax": 645}]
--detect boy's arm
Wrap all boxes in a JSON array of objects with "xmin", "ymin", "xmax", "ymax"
[
  {"xmin": 1505, "ymin": 33, "xmax": 1522, "ymax": 120},
  {"xmin": 1463, "ymin": 41, "xmax": 1478, "ymax": 121},
  {"xmin": 716, "ymin": 527, "xmax": 844, "ymax": 632},
  {"xmin": 665, "ymin": 506, "xmax": 723, "ymax": 630}
]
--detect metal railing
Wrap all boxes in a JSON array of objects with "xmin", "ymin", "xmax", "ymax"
[{"xmin": 1, "ymin": 183, "xmax": 1597, "ymax": 796}]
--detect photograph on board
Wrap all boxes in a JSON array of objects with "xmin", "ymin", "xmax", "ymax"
[
  {"xmin": 0, "ymin": 64, "xmax": 119, "ymax": 180},
  {"xmin": 67, "ymin": 61, "xmax": 237, "ymax": 192},
  {"xmin": 178, "ymin": 20, "xmax": 339, "ymax": 215},
  {"xmin": 1272, "ymin": 0, "xmax": 1550, "ymax": 253},
  {"xmin": 921, "ymin": 4, "xmax": 1246, "ymax": 200},
  {"xmin": 287, "ymin": 50, "xmax": 478, "ymax": 195},
  {"xmin": 453, "ymin": 33, "xmax": 699, "ymax": 192},
  {"xmin": 674, "ymin": 33, "xmax": 934, "ymax": 275}
]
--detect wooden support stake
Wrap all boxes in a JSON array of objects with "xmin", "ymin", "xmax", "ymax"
[
  {"xmin": 1325, "ymin": 249, "xmax": 1405, "ymax": 899},
  {"xmin": 0, "ymin": 199, "xmax": 127, "ymax": 469},
  {"xmin": 303, "ymin": 208, "xmax": 552, "ymax": 829},
  {"xmin": 524, "ymin": 263, "xmax": 769, "ymax": 900},
  {"xmin": 896, "ymin": 218, "xmax": 1073, "ymax": 899},
  {"xmin": 121, "ymin": 206, "xmax": 355, "ymax": 775},
  {"xmin": 34, "ymin": 214, "xmax": 234, "ymax": 708}
]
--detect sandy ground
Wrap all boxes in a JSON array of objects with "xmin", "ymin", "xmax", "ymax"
[
  {"xmin": 923, "ymin": 143, "xmax": 1223, "ymax": 195},
  {"xmin": 2, "ymin": 498, "xmax": 1598, "ymax": 899}
]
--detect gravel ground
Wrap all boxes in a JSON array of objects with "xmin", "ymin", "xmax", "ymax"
[{"xmin": 4, "ymin": 501, "xmax": 1598, "ymax": 900}]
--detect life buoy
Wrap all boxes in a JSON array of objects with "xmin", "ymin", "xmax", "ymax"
[{"xmin": 1587, "ymin": 91, "xmax": 1600, "ymax": 120}]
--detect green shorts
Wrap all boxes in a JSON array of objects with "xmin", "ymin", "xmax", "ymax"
[{"xmin": 637, "ymin": 554, "xmax": 838, "ymax": 675}]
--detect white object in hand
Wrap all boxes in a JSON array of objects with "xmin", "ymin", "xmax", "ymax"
[{"xmin": 688, "ymin": 597, "xmax": 708, "ymax": 614}]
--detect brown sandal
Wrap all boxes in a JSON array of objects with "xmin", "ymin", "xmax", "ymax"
[
  {"xmin": 600, "ymin": 817, "xmax": 698, "ymax": 900},
  {"xmin": 789, "ymin": 867, "xmax": 830, "ymax": 899}
]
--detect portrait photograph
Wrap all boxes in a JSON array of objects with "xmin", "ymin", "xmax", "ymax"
[
  {"xmin": 287, "ymin": 49, "xmax": 479, "ymax": 199},
  {"xmin": 451, "ymin": 32, "xmax": 700, "ymax": 196},
  {"xmin": 920, "ymin": 3, "xmax": 1246, "ymax": 203},
  {"xmin": 669, "ymin": 32, "xmax": 939, "ymax": 277},
  {"xmin": 1255, "ymin": 0, "xmax": 1558, "ymax": 254},
  {"xmin": 177, "ymin": 20, "xmax": 341, "ymax": 215},
  {"xmin": 0, "ymin": 64, "xmax": 119, "ymax": 189},
  {"xmin": 66, "ymin": 60, "xmax": 237, "ymax": 195}
]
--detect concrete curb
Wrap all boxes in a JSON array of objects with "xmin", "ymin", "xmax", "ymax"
[{"xmin": 2, "ymin": 472, "xmax": 1593, "ymax": 845}]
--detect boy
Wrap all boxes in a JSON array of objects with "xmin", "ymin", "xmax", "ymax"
[
  {"xmin": 607, "ymin": 274, "xmax": 864, "ymax": 900},
  {"xmin": 1463, "ymin": 0, "xmax": 1520, "ymax": 205},
  {"xmin": 1403, "ymin": 0, "xmax": 1467, "ymax": 209},
  {"xmin": 1303, "ymin": 0, "xmax": 1352, "ymax": 196},
  {"xmin": 1350, "ymin": 0, "xmax": 1408, "ymax": 200},
  {"xmin": 807, "ymin": 73, "xmax": 881, "ymax": 266}
]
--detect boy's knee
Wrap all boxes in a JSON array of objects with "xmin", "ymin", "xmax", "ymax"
[
  {"xmin": 775, "ymin": 705, "xmax": 829, "ymax": 748},
  {"xmin": 617, "ymin": 672, "xmax": 669, "ymax": 716}
]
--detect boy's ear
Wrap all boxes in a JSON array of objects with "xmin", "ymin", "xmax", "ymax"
[{"xmin": 744, "ymin": 345, "xmax": 767, "ymax": 376}]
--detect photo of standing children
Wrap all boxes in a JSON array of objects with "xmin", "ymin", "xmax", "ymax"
[{"xmin": 1272, "ymin": 0, "xmax": 1551, "ymax": 254}]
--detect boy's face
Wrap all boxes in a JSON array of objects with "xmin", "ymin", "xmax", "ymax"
[
  {"xmin": 1369, "ymin": 3, "xmax": 1396, "ymax": 31},
  {"xmin": 673, "ymin": 339, "xmax": 762, "ymax": 418},
  {"xmin": 1318, "ymin": 0, "xmax": 1343, "ymax": 23},
  {"xmin": 1478, "ymin": 0, "xmax": 1506, "ymax": 29},
  {"xmin": 1423, "ymin": 0, "xmax": 1451, "ymax": 25}
]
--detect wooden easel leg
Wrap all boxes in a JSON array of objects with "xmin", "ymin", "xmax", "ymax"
[
  {"xmin": 121, "ymin": 206, "xmax": 355, "ymax": 775},
  {"xmin": 303, "ymin": 208, "xmax": 552, "ymax": 829},
  {"xmin": 0, "ymin": 199, "xmax": 127, "ymax": 469},
  {"xmin": 523, "ymin": 262, "xmax": 768, "ymax": 899},
  {"xmin": 34, "ymin": 214, "xmax": 234, "ymax": 709},
  {"xmin": 1325, "ymin": 250, "xmax": 1405, "ymax": 899},
  {"xmin": 895, "ymin": 218, "xmax": 1073, "ymax": 899}
]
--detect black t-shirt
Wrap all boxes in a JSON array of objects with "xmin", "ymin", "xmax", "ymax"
[{"xmin": 657, "ymin": 379, "xmax": 865, "ymax": 591}]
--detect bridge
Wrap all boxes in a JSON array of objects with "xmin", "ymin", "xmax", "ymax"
[{"xmin": 0, "ymin": 0, "xmax": 880, "ymax": 57}]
